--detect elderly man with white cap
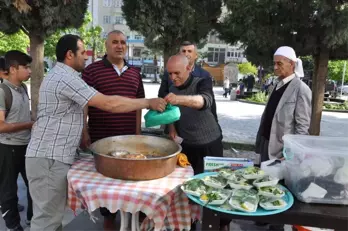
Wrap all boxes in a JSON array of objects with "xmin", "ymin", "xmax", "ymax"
[
  {"xmin": 256, "ymin": 46, "xmax": 312, "ymax": 231},
  {"xmin": 256, "ymin": 46, "xmax": 312, "ymax": 162}
]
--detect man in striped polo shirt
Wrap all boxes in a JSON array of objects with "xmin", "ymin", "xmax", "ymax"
[{"xmin": 81, "ymin": 30, "xmax": 146, "ymax": 229}]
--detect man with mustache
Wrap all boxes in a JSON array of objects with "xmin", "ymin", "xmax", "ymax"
[{"xmin": 81, "ymin": 30, "xmax": 148, "ymax": 230}]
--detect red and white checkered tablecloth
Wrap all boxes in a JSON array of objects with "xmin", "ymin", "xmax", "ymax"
[{"xmin": 67, "ymin": 156, "xmax": 201, "ymax": 231}]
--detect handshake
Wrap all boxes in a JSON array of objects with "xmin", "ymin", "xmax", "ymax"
[{"xmin": 147, "ymin": 93, "xmax": 178, "ymax": 112}]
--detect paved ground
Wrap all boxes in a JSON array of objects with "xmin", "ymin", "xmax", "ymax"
[
  {"xmin": 1, "ymin": 82, "xmax": 345, "ymax": 230},
  {"xmin": 142, "ymin": 82, "xmax": 348, "ymax": 144}
]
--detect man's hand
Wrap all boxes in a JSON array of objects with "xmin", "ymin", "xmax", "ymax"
[
  {"xmin": 148, "ymin": 98, "xmax": 167, "ymax": 112},
  {"xmin": 164, "ymin": 93, "xmax": 178, "ymax": 105},
  {"xmin": 28, "ymin": 121, "xmax": 35, "ymax": 128},
  {"xmin": 80, "ymin": 129, "xmax": 91, "ymax": 150},
  {"xmin": 168, "ymin": 124, "xmax": 177, "ymax": 140}
]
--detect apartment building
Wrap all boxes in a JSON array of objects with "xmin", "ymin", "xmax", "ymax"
[
  {"xmin": 88, "ymin": 0, "xmax": 146, "ymax": 67},
  {"xmin": 199, "ymin": 33, "xmax": 247, "ymax": 66}
]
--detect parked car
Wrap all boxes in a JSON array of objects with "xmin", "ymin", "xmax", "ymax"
[{"xmin": 337, "ymin": 85, "xmax": 348, "ymax": 95}]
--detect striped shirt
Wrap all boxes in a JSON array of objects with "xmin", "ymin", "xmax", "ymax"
[
  {"xmin": 82, "ymin": 56, "xmax": 145, "ymax": 142},
  {"xmin": 26, "ymin": 62, "xmax": 97, "ymax": 164}
]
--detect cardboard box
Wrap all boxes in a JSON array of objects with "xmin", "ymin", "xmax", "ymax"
[{"xmin": 204, "ymin": 156, "xmax": 254, "ymax": 172}]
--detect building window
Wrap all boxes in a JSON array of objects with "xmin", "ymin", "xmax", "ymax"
[
  {"xmin": 207, "ymin": 47, "xmax": 225, "ymax": 63},
  {"xmin": 114, "ymin": 16, "xmax": 124, "ymax": 24},
  {"xmin": 103, "ymin": 0, "xmax": 112, "ymax": 7},
  {"xmin": 227, "ymin": 52, "xmax": 231, "ymax": 57},
  {"xmin": 103, "ymin": 15, "xmax": 111, "ymax": 24},
  {"xmin": 134, "ymin": 35, "xmax": 142, "ymax": 40},
  {"xmin": 133, "ymin": 48, "xmax": 141, "ymax": 57},
  {"xmin": 114, "ymin": 0, "xmax": 123, "ymax": 7}
]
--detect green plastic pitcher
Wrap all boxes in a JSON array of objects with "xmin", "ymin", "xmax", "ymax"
[{"xmin": 144, "ymin": 104, "xmax": 181, "ymax": 128}]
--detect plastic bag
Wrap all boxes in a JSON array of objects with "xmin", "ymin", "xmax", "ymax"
[{"xmin": 144, "ymin": 104, "xmax": 181, "ymax": 128}]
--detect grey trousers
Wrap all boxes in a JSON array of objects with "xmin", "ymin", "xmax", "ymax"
[{"xmin": 25, "ymin": 157, "xmax": 70, "ymax": 231}]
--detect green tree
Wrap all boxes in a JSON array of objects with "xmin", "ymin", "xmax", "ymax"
[
  {"xmin": 77, "ymin": 12, "xmax": 105, "ymax": 62},
  {"xmin": 217, "ymin": 0, "xmax": 348, "ymax": 135},
  {"xmin": 328, "ymin": 60, "xmax": 348, "ymax": 83},
  {"xmin": 238, "ymin": 62, "xmax": 257, "ymax": 75},
  {"xmin": 45, "ymin": 12, "xmax": 105, "ymax": 62},
  {"xmin": 0, "ymin": 0, "xmax": 89, "ymax": 117},
  {"xmin": 122, "ymin": 0, "xmax": 222, "ymax": 65},
  {"xmin": 0, "ymin": 30, "xmax": 29, "ymax": 54},
  {"xmin": 44, "ymin": 31, "xmax": 62, "ymax": 61}
]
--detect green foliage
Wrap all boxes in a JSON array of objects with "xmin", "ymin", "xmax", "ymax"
[
  {"xmin": 0, "ymin": 30, "xmax": 29, "ymax": 54},
  {"xmin": 323, "ymin": 102, "xmax": 348, "ymax": 111},
  {"xmin": 238, "ymin": 62, "xmax": 257, "ymax": 75},
  {"xmin": 0, "ymin": 30, "xmax": 29, "ymax": 55},
  {"xmin": 328, "ymin": 60, "xmax": 348, "ymax": 82},
  {"xmin": 297, "ymin": 55, "xmax": 348, "ymax": 82},
  {"xmin": 122, "ymin": 0, "xmax": 222, "ymax": 59},
  {"xmin": 246, "ymin": 95, "xmax": 348, "ymax": 111},
  {"xmin": 217, "ymin": 0, "xmax": 348, "ymax": 59},
  {"xmin": 44, "ymin": 12, "xmax": 105, "ymax": 60},
  {"xmin": 44, "ymin": 31, "xmax": 62, "ymax": 60},
  {"xmin": 0, "ymin": 0, "xmax": 89, "ymax": 40},
  {"xmin": 247, "ymin": 92, "xmax": 269, "ymax": 103}
]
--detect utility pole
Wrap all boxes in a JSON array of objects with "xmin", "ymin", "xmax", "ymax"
[{"xmin": 341, "ymin": 61, "xmax": 346, "ymax": 97}]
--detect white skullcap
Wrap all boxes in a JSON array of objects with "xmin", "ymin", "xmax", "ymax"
[{"xmin": 274, "ymin": 46, "xmax": 304, "ymax": 78}]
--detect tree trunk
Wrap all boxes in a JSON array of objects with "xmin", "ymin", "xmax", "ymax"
[
  {"xmin": 163, "ymin": 44, "xmax": 177, "ymax": 69},
  {"xmin": 29, "ymin": 34, "xmax": 44, "ymax": 119},
  {"xmin": 309, "ymin": 49, "xmax": 329, "ymax": 135},
  {"xmin": 92, "ymin": 40, "xmax": 96, "ymax": 63}
]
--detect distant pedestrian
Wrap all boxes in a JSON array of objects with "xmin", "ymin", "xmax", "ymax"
[
  {"xmin": 223, "ymin": 77, "xmax": 230, "ymax": 98},
  {"xmin": 247, "ymin": 74, "xmax": 255, "ymax": 92},
  {"xmin": 239, "ymin": 80, "xmax": 245, "ymax": 96}
]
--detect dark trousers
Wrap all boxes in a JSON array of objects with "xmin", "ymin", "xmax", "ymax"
[
  {"xmin": 223, "ymin": 88, "xmax": 230, "ymax": 98},
  {"xmin": 0, "ymin": 143, "xmax": 33, "ymax": 229},
  {"xmin": 181, "ymin": 137, "xmax": 223, "ymax": 176}
]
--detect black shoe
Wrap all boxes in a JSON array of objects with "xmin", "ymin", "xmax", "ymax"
[
  {"xmin": 17, "ymin": 204, "xmax": 24, "ymax": 212},
  {"xmin": 7, "ymin": 224, "xmax": 24, "ymax": 231}
]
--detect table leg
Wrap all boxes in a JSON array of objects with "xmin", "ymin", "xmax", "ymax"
[
  {"xmin": 120, "ymin": 211, "xmax": 130, "ymax": 231},
  {"xmin": 201, "ymin": 207, "xmax": 220, "ymax": 231},
  {"xmin": 131, "ymin": 211, "xmax": 140, "ymax": 231}
]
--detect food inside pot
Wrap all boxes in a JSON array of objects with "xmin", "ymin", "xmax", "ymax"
[{"xmin": 105, "ymin": 150, "xmax": 165, "ymax": 159}]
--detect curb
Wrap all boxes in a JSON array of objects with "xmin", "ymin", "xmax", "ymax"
[
  {"xmin": 238, "ymin": 99, "xmax": 348, "ymax": 114},
  {"xmin": 222, "ymin": 141, "xmax": 255, "ymax": 151},
  {"xmin": 142, "ymin": 128, "xmax": 256, "ymax": 151}
]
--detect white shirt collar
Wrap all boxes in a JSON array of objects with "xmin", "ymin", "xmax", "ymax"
[
  {"xmin": 112, "ymin": 64, "xmax": 128, "ymax": 76},
  {"xmin": 276, "ymin": 73, "xmax": 295, "ymax": 90}
]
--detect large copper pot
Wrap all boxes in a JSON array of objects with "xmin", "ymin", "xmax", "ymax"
[{"xmin": 90, "ymin": 135, "xmax": 182, "ymax": 181}]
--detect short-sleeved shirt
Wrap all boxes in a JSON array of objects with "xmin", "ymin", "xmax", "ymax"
[
  {"xmin": 26, "ymin": 62, "xmax": 97, "ymax": 164},
  {"xmin": 82, "ymin": 56, "xmax": 145, "ymax": 143},
  {"xmin": 0, "ymin": 79, "xmax": 31, "ymax": 145}
]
